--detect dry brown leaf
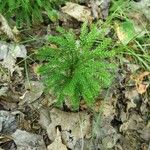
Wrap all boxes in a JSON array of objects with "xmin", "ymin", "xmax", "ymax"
[
  {"xmin": 100, "ymin": 0, "xmax": 111, "ymax": 19},
  {"xmin": 39, "ymin": 108, "xmax": 91, "ymax": 149},
  {"xmin": 114, "ymin": 20, "xmax": 137, "ymax": 45},
  {"xmin": 19, "ymin": 81, "xmax": 44, "ymax": 106},
  {"xmin": 0, "ymin": 42, "xmax": 27, "ymax": 75},
  {"xmin": 0, "ymin": 135, "xmax": 13, "ymax": 144},
  {"xmin": 138, "ymin": 71, "xmax": 150, "ymax": 81},
  {"xmin": 135, "ymin": 72, "xmax": 150, "ymax": 94},
  {"xmin": 62, "ymin": 2, "xmax": 93, "ymax": 22},
  {"xmin": 0, "ymin": 14, "xmax": 16, "ymax": 41},
  {"xmin": 47, "ymin": 108, "xmax": 91, "ymax": 141},
  {"xmin": 131, "ymin": 0, "xmax": 150, "ymax": 21},
  {"xmin": 0, "ymin": 110, "xmax": 18, "ymax": 134},
  {"xmin": 136, "ymin": 83, "xmax": 149, "ymax": 94},
  {"xmin": 130, "ymin": 71, "xmax": 150, "ymax": 94},
  {"xmin": 12, "ymin": 129, "xmax": 47, "ymax": 150},
  {"xmin": 39, "ymin": 108, "xmax": 51, "ymax": 130},
  {"xmin": 89, "ymin": 0, "xmax": 101, "ymax": 19},
  {"xmin": 127, "ymin": 11, "xmax": 148, "ymax": 37},
  {"xmin": 0, "ymin": 135, "xmax": 14, "ymax": 150},
  {"xmin": 102, "ymin": 101, "xmax": 115, "ymax": 117},
  {"xmin": 47, "ymin": 128, "xmax": 67, "ymax": 150},
  {"xmin": 115, "ymin": 22, "xmax": 126, "ymax": 44}
]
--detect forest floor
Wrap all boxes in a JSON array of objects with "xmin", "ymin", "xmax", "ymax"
[{"xmin": 0, "ymin": 0, "xmax": 150, "ymax": 150}]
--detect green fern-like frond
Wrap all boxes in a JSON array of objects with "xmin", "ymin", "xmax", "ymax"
[
  {"xmin": 0, "ymin": 0, "xmax": 65, "ymax": 27},
  {"xmin": 38, "ymin": 23, "xmax": 116, "ymax": 109}
]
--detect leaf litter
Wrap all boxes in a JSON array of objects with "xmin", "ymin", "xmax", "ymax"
[
  {"xmin": 0, "ymin": 41, "xmax": 27, "ymax": 75},
  {"xmin": 39, "ymin": 108, "xmax": 91, "ymax": 149},
  {"xmin": 0, "ymin": 0, "xmax": 150, "ymax": 150}
]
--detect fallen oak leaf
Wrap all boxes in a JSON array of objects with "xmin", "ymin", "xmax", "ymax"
[
  {"xmin": 61, "ymin": 2, "xmax": 93, "ymax": 23},
  {"xmin": 136, "ymin": 71, "xmax": 150, "ymax": 94},
  {"xmin": 136, "ymin": 83, "xmax": 149, "ymax": 94},
  {"xmin": 47, "ymin": 128, "xmax": 67, "ymax": 150},
  {"xmin": 131, "ymin": 71, "xmax": 150, "ymax": 94},
  {"xmin": 12, "ymin": 129, "xmax": 47, "ymax": 150},
  {"xmin": 0, "ymin": 41, "xmax": 27, "ymax": 75},
  {"xmin": 137, "ymin": 71, "xmax": 150, "ymax": 81},
  {"xmin": 39, "ymin": 108, "xmax": 91, "ymax": 149}
]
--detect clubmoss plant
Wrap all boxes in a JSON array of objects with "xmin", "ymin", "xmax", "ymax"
[
  {"xmin": 37, "ymin": 23, "xmax": 116, "ymax": 109},
  {"xmin": 0, "ymin": 0, "xmax": 65, "ymax": 27}
]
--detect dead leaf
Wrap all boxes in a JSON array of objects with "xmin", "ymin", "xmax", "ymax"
[
  {"xmin": 102, "ymin": 135, "xmax": 120, "ymax": 149},
  {"xmin": 115, "ymin": 21, "xmax": 136, "ymax": 45},
  {"xmin": 0, "ymin": 135, "xmax": 15, "ymax": 150},
  {"xmin": 139, "ymin": 126, "xmax": 150, "ymax": 141},
  {"xmin": 19, "ymin": 81, "xmax": 44, "ymax": 106},
  {"xmin": 120, "ymin": 119, "xmax": 137, "ymax": 133},
  {"xmin": 137, "ymin": 71, "xmax": 150, "ymax": 81},
  {"xmin": 102, "ymin": 101, "xmax": 115, "ymax": 118},
  {"xmin": 39, "ymin": 108, "xmax": 91, "ymax": 149},
  {"xmin": 0, "ymin": 135, "xmax": 13, "ymax": 144},
  {"xmin": 131, "ymin": 0, "xmax": 150, "ymax": 21},
  {"xmin": 126, "ymin": 101, "xmax": 136, "ymax": 111},
  {"xmin": 136, "ymin": 83, "xmax": 149, "ymax": 94},
  {"xmin": 125, "ymin": 89, "xmax": 140, "ymax": 111},
  {"xmin": 127, "ymin": 11, "xmax": 148, "ymax": 37},
  {"xmin": 0, "ymin": 14, "xmax": 16, "ymax": 41},
  {"xmin": 127, "ymin": 63, "xmax": 140, "ymax": 73},
  {"xmin": 135, "ymin": 71, "xmax": 150, "ymax": 94},
  {"xmin": 61, "ymin": 130, "xmax": 76, "ymax": 149},
  {"xmin": 0, "ymin": 110, "xmax": 18, "ymax": 134},
  {"xmin": 0, "ymin": 41, "xmax": 27, "ymax": 75},
  {"xmin": 39, "ymin": 108, "xmax": 51, "ymax": 130},
  {"xmin": 62, "ymin": 2, "xmax": 93, "ymax": 22},
  {"xmin": 12, "ymin": 129, "xmax": 47, "ymax": 150},
  {"xmin": 47, "ymin": 128, "xmax": 67, "ymax": 150},
  {"xmin": 89, "ymin": 0, "xmax": 101, "ymax": 19},
  {"xmin": 125, "ymin": 89, "xmax": 140, "ymax": 102},
  {"xmin": 100, "ymin": 0, "xmax": 111, "ymax": 19},
  {"xmin": 0, "ymin": 86, "xmax": 8, "ymax": 96}
]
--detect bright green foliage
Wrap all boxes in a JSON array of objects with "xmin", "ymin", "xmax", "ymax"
[
  {"xmin": 38, "ymin": 23, "xmax": 115, "ymax": 109},
  {"xmin": 0, "ymin": 0, "xmax": 65, "ymax": 27}
]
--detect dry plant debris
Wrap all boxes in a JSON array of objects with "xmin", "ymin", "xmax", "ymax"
[
  {"xmin": 47, "ymin": 128, "xmax": 67, "ymax": 150},
  {"xmin": 12, "ymin": 129, "xmax": 47, "ymax": 150},
  {"xmin": 0, "ymin": 0, "xmax": 149, "ymax": 149},
  {"xmin": 39, "ymin": 108, "xmax": 91, "ymax": 149},
  {"xmin": 0, "ymin": 42, "xmax": 27, "ymax": 75},
  {"xmin": 0, "ymin": 14, "xmax": 16, "ymax": 41},
  {"xmin": 62, "ymin": 2, "xmax": 93, "ymax": 22}
]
